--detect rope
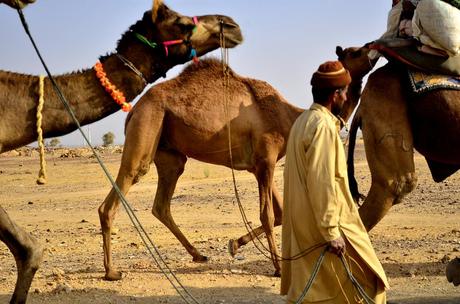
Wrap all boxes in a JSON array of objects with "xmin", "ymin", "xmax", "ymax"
[
  {"xmin": 340, "ymin": 254, "xmax": 376, "ymax": 304},
  {"xmin": 36, "ymin": 75, "xmax": 47, "ymax": 185},
  {"xmin": 293, "ymin": 248, "xmax": 376, "ymax": 304},
  {"xmin": 219, "ymin": 24, "xmax": 328, "ymax": 264},
  {"xmin": 15, "ymin": 7, "xmax": 199, "ymax": 304},
  {"xmin": 294, "ymin": 246, "xmax": 328, "ymax": 304},
  {"xmin": 115, "ymin": 53, "xmax": 148, "ymax": 85}
]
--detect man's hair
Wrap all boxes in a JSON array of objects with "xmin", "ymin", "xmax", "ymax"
[{"xmin": 312, "ymin": 86, "xmax": 345, "ymax": 104}]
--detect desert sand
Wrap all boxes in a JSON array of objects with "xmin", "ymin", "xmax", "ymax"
[{"xmin": 0, "ymin": 140, "xmax": 459, "ymax": 303}]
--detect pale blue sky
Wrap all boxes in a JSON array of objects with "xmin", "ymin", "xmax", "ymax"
[{"xmin": 0, "ymin": 1, "xmax": 389, "ymax": 146}]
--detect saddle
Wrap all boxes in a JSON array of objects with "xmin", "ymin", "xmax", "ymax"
[
  {"xmin": 369, "ymin": 38, "xmax": 460, "ymax": 76},
  {"xmin": 370, "ymin": 38, "xmax": 460, "ymax": 94},
  {"xmin": 371, "ymin": 38, "xmax": 460, "ymax": 182}
]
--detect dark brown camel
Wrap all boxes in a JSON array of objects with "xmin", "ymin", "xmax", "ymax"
[
  {"xmin": 337, "ymin": 45, "xmax": 460, "ymax": 286},
  {"xmin": 98, "ymin": 57, "xmax": 363, "ymax": 279},
  {"xmin": 0, "ymin": 2, "xmax": 242, "ymax": 302}
]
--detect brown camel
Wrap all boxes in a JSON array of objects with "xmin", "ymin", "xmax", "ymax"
[
  {"xmin": 0, "ymin": 2, "xmax": 242, "ymax": 302},
  {"xmin": 0, "ymin": 0, "xmax": 35, "ymax": 9},
  {"xmin": 98, "ymin": 56, "xmax": 363, "ymax": 279},
  {"xmin": 337, "ymin": 45, "xmax": 460, "ymax": 286}
]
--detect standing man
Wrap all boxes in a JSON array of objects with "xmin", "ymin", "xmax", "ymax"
[{"xmin": 281, "ymin": 61, "xmax": 389, "ymax": 303}]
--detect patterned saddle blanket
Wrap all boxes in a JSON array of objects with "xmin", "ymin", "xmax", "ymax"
[{"xmin": 408, "ymin": 70, "xmax": 460, "ymax": 94}]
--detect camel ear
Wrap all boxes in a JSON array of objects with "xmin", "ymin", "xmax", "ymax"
[
  {"xmin": 152, "ymin": 0, "xmax": 163, "ymax": 22},
  {"xmin": 336, "ymin": 46, "xmax": 344, "ymax": 60}
]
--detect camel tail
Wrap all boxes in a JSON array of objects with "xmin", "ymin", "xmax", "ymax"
[{"xmin": 347, "ymin": 111, "xmax": 362, "ymax": 203}]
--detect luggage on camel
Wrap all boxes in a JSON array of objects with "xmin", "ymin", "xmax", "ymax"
[
  {"xmin": 413, "ymin": 0, "xmax": 460, "ymax": 57},
  {"xmin": 371, "ymin": 0, "xmax": 460, "ymax": 60}
]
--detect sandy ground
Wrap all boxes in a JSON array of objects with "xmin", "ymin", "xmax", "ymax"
[{"xmin": 0, "ymin": 140, "xmax": 459, "ymax": 303}]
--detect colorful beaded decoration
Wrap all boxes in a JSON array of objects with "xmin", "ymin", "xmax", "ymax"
[{"xmin": 94, "ymin": 61, "xmax": 132, "ymax": 112}]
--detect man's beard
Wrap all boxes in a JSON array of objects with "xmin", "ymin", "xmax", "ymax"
[{"xmin": 331, "ymin": 102, "xmax": 343, "ymax": 116}]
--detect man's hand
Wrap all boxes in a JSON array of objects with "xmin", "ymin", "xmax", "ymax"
[{"xmin": 328, "ymin": 236, "xmax": 346, "ymax": 256}]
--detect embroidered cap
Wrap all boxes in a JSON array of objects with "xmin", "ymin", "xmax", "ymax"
[{"xmin": 310, "ymin": 60, "xmax": 352, "ymax": 89}]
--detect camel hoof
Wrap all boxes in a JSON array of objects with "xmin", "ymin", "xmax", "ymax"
[
  {"xmin": 228, "ymin": 239, "xmax": 238, "ymax": 257},
  {"xmin": 104, "ymin": 270, "xmax": 123, "ymax": 281},
  {"xmin": 273, "ymin": 269, "xmax": 281, "ymax": 277},
  {"xmin": 446, "ymin": 257, "xmax": 460, "ymax": 286},
  {"xmin": 192, "ymin": 255, "xmax": 208, "ymax": 263}
]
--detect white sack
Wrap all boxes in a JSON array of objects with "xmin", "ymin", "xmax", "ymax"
[{"xmin": 413, "ymin": 0, "xmax": 460, "ymax": 56}]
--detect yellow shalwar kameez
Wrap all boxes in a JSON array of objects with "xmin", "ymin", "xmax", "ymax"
[{"xmin": 281, "ymin": 103, "xmax": 389, "ymax": 304}]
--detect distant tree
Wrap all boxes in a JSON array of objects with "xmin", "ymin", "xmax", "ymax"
[
  {"xmin": 102, "ymin": 132, "xmax": 115, "ymax": 147},
  {"xmin": 48, "ymin": 138, "xmax": 60, "ymax": 148}
]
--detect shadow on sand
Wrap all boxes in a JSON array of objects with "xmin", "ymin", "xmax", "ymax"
[{"xmin": 0, "ymin": 286, "xmax": 284, "ymax": 304}]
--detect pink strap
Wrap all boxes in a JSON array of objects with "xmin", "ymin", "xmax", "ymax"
[
  {"xmin": 162, "ymin": 39, "xmax": 184, "ymax": 57},
  {"xmin": 193, "ymin": 16, "xmax": 198, "ymax": 25}
]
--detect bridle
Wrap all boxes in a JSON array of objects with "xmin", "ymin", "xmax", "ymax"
[
  {"xmin": 95, "ymin": 15, "xmax": 201, "ymax": 112},
  {"xmin": 134, "ymin": 16, "xmax": 200, "ymax": 64}
]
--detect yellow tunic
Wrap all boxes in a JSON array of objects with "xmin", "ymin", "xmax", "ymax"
[{"xmin": 281, "ymin": 103, "xmax": 389, "ymax": 303}]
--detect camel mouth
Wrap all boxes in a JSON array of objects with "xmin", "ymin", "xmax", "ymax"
[
  {"xmin": 220, "ymin": 23, "xmax": 244, "ymax": 48},
  {"xmin": 222, "ymin": 35, "xmax": 244, "ymax": 48}
]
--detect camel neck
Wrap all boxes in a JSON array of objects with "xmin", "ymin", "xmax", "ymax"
[{"xmin": 0, "ymin": 50, "xmax": 178, "ymax": 152}]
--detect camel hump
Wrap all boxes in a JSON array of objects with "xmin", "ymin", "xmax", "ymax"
[{"xmin": 242, "ymin": 78, "xmax": 285, "ymax": 103}]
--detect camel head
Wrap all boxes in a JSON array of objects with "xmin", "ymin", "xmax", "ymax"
[
  {"xmin": 336, "ymin": 45, "xmax": 377, "ymax": 81},
  {"xmin": 152, "ymin": 2, "xmax": 243, "ymax": 57},
  {"xmin": 1, "ymin": 0, "xmax": 36, "ymax": 9},
  {"xmin": 117, "ymin": 1, "xmax": 242, "ymax": 68}
]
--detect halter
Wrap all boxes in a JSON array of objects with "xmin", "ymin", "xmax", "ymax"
[{"xmin": 135, "ymin": 16, "xmax": 199, "ymax": 63}]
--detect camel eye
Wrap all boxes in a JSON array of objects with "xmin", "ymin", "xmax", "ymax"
[
  {"xmin": 178, "ymin": 22, "xmax": 195, "ymax": 33},
  {"xmin": 175, "ymin": 17, "xmax": 195, "ymax": 33}
]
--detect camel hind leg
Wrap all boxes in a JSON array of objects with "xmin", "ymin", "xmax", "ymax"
[
  {"xmin": 228, "ymin": 182, "xmax": 282, "ymax": 255},
  {"xmin": 255, "ymin": 156, "xmax": 281, "ymax": 276},
  {"xmin": 98, "ymin": 106, "xmax": 164, "ymax": 281},
  {"xmin": 0, "ymin": 206, "xmax": 43, "ymax": 304}
]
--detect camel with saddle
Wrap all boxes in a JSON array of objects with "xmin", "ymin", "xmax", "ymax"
[
  {"xmin": 0, "ymin": 2, "xmax": 242, "ymax": 302},
  {"xmin": 336, "ymin": 38, "xmax": 460, "ymax": 286}
]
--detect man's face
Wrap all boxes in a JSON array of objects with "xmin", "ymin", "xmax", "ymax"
[{"xmin": 331, "ymin": 86, "xmax": 348, "ymax": 116}]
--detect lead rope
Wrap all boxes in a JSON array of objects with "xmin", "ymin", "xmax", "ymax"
[
  {"xmin": 294, "ymin": 249, "xmax": 376, "ymax": 304},
  {"xmin": 219, "ymin": 21, "xmax": 273, "ymax": 261},
  {"xmin": 36, "ymin": 75, "xmax": 47, "ymax": 185},
  {"xmin": 15, "ymin": 6, "xmax": 199, "ymax": 304},
  {"xmin": 294, "ymin": 247, "xmax": 328, "ymax": 304},
  {"xmin": 219, "ymin": 22, "xmax": 329, "ymax": 263}
]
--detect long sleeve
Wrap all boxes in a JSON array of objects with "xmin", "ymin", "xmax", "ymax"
[{"xmin": 304, "ymin": 122, "xmax": 341, "ymax": 242}]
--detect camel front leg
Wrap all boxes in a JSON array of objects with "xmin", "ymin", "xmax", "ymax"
[
  {"xmin": 98, "ymin": 110, "xmax": 162, "ymax": 281},
  {"xmin": 99, "ymin": 185, "xmax": 127, "ymax": 281},
  {"xmin": 152, "ymin": 150, "xmax": 208, "ymax": 262},
  {"xmin": 0, "ymin": 206, "xmax": 43, "ymax": 304},
  {"xmin": 99, "ymin": 154, "xmax": 156, "ymax": 280},
  {"xmin": 357, "ymin": 69, "xmax": 417, "ymax": 230},
  {"xmin": 359, "ymin": 128, "xmax": 417, "ymax": 231}
]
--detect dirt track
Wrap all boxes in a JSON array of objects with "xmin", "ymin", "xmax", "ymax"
[{"xmin": 0, "ymin": 141, "xmax": 459, "ymax": 303}]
